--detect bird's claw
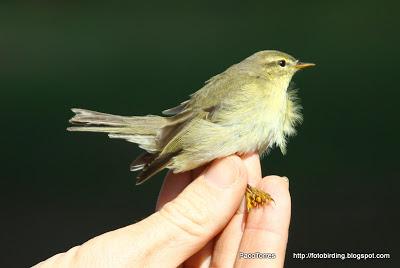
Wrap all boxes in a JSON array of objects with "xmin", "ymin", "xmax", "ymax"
[{"xmin": 246, "ymin": 184, "xmax": 274, "ymax": 212}]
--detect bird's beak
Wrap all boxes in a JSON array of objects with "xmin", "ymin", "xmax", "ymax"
[{"xmin": 295, "ymin": 62, "xmax": 316, "ymax": 70}]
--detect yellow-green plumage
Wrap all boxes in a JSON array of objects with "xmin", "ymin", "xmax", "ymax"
[{"xmin": 68, "ymin": 50, "xmax": 313, "ymax": 184}]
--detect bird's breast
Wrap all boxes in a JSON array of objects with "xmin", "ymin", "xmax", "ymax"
[{"xmin": 228, "ymin": 91, "xmax": 288, "ymax": 154}]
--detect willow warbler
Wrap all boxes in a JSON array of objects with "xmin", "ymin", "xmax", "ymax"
[{"xmin": 68, "ymin": 50, "xmax": 314, "ymax": 211}]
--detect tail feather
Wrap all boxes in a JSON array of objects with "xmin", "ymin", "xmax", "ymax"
[
  {"xmin": 68, "ymin": 108, "xmax": 168, "ymax": 152},
  {"xmin": 135, "ymin": 151, "xmax": 181, "ymax": 185},
  {"xmin": 67, "ymin": 126, "xmax": 135, "ymax": 134},
  {"xmin": 130, "ymin": 152, "xmax": 157, "ymax": 171},
  {"xmin": 69, "ymin": 108, "xmax": 130, "ymax": 126},
  {"xmin": 69, "ymin": 108, "xmax": 167, "ymax": 136},
  {"xmin": 68, "ymin": 108, "xmax": 187, "ymax": 184},
  {"xmin": 108, "ymin": 134, "xmax": 158, "ymax": 152}
]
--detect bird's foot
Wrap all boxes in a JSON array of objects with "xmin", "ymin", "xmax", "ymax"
[{"xmin": 245, "ymin": 184, "xmax": 274, "ymax": 212}]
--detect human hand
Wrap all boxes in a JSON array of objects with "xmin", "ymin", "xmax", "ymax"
[{"xmin": 35, "ymin": 153, "xmax": 291, "ymax": 267}]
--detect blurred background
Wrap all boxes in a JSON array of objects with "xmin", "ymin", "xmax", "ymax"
[{"xmin": 1, "ymin": 1, "xmax": 399, "ymax": 267}]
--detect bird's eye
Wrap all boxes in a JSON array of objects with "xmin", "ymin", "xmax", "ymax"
[{"xmin": 278, "ymin": 60, "xmax": 286, "ymax": 67}]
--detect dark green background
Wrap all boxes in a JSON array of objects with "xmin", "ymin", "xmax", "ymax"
[{"xmin": 1, "ymin": 1, "xmax": 399, "ymax": 267}]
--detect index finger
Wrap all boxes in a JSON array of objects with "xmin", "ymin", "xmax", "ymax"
[
  {"xmin": 156, "ymin": 166, "xmax": 205, "ymax": 211},
  {"xmin": 236, "ymin": 176, "xmax": 291, "ymax": 267}
]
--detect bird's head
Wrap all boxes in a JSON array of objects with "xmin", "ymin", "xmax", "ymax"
[{"xmin": 243, "ymin": 50, "xmax": 315, "ymax": 83}]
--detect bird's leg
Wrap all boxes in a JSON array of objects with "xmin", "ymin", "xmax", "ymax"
[{"xmin": 246, "ymin": 184, "xmax": 274, "ymax": 212}]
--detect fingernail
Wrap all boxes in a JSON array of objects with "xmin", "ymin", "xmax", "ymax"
[
  {"xmin": 281, "ymin": 176, "xmax": 290, "ymax": 189},
  {"xmin": 204, "ymin": 157, "xmax": 242, "ymax": 188},
  {"xmin": 282, "ymin": 176, "xmax": 289, "ymax": 184}
]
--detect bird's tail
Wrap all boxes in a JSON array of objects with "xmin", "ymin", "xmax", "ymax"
[{"xmin": 67, "ymin": 108, "xmax": 168, "ymax": 152}]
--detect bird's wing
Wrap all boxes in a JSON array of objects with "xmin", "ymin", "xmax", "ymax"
[
  {"xmin": 134, "ymin": 110, "xmax": 204, "ymax": 184},
  {"xmin": 136, "ymin": 70, "xmax": 263, "ymax": 183},
  {"xmin": 157, "ymin": 73, "xmax": 263, "ymax": 155},
  {"xmin": 162, "ymin": 100, "xmax": 190, "ymax": 115},
  {"xmin": 161, "ymin": 72, "xmax": 227, "ymax": 116},
  {"xmin": 162, "ymin": 69, "xmax": 262, "ymax": 116}
]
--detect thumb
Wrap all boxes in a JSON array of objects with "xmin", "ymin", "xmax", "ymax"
[
  {"xmin": 151, "ymin": 155, "xmax": 248, "ymax": 266},
  {"xmin": 34, "ymin": 156, "xmax": 248, "ymax": 268}
]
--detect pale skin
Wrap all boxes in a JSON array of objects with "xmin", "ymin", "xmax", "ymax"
[{"xmin": 35, "ymin": 153, "xmax": 291, "ymax": 267}]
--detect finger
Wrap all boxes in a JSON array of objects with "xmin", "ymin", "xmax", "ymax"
[
  {"xmin": 236, "ymin": 176, "xmax": 291, "ymax": 268},
  {"xmin": 158, "ymin": 166, "xmax": 211, "ymax": 267},
  {"xmin": 156, "ymin": 166, "xmax": 207, "ymax": 211},
  {"xmin": 51, "ymin": 156, "xmax": 248, "ymax": 268},
  {"xmin": 183, "ymin": 240, "xmax": 214, "ymax": 268},
  {"xmin": 211, "ymin": 152, "xmax": 263, "ymax": 267},
  {"xmin": 152, "ymin": 155, "xmax": 248, "ymax": 267},
  {"xmin": 241, "ymin": 152, "xmax": 262, "ymax": 185},
  {"xmin": 156, "ymin": 170, "xmax": 192, "ymax": 211}
]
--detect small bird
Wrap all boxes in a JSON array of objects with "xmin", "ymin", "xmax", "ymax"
[{"xmin": 68, "ymin": 50, "xmax": 314, "ymax": 211}]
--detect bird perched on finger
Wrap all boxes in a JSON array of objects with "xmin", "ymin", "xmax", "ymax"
[{"xmin": 68, "ymin": 50, "xmax": 314, "ymax": 211}]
